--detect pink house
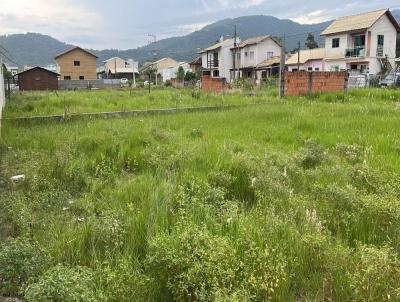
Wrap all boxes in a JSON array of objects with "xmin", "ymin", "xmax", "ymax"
[{"xmin": 286, "ymin": 48, "xmax": 325, "ymax": 72}]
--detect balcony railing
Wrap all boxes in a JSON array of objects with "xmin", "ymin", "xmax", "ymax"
[
  {"xmin": 207, "ymin": 60, "xmax": 219, "ymax": 68},
  {"xmin": 345, "ymin": 47, "xmax": 365, "ymax": 58}
]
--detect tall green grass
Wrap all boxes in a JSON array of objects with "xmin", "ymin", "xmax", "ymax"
[
  {"xmin": 1, "ymin": 88, "xmax": 400, "ymax": 301},
  {"xmin": 4, "ymin": 87, "xmax": 277, "ymax": 118}
]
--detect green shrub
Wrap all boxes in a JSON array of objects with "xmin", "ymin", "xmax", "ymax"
[
  {"xmin": 349, "ymin": 245, "xmax": 400, "ymax": 301},
  {"xmin": 297, "ymin": 139, "xmax": 325, "ymax": 169},
  {"xmin": 97, "ymin": 258, "xmax": 153, "ymax": 302},
  {"xmin": 0, "ymin": 238, "xmax": 50, "ymax": 296},
  {"xmin": 24, "ymin": 264, "xmax": 96, "ymax": 302},
  {"xmin": 146, "ymin": 224, "xmax": 237, "ymax": 301}
]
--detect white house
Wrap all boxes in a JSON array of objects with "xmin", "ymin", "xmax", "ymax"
[
  {"xmin": 232, "ymin": 35, "xmax": 281, "ymax": 80},
  {"xmin": 4, "ymin": 64, "xmax": 18, "ymax": 76},
  {"xmin": 321, "ymin": 9, "xmax": 400, "ymax": 75},
  {"xmin": 162, "ymin": 62, "xmax": 191, "ymax": 82},
  {"xmin": 286, "ymin": 48, "xmax": 326, "ymax": 72},
  {"xmin": 99, "ymin": 57, "xmax": 139, "ymax": 79},
  {"xmin": 199, "ymin": 36, "xmax": 237, "ymax": 82}
]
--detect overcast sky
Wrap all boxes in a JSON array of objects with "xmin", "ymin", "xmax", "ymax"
[{"xmin": 0, "ymin": 0, "xmax": 399, "ymax": 50}]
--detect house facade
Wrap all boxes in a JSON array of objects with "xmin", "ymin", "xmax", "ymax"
[
  {"xmin": 55, "ymin": 46, "xmax": 98, "ymax": 80},
  {"xmin": 16, "ymin": 66, "xmax": 59, "ymax": 91},
  {"xmin": 199, "ymin": 37, "xmax": 236, "ymax": 82},
  {"xmin": 321, "ymin": 9, "xmax": 400, "ymax": 75},
  {"xmin": 286, "ymin": 48, "xmax": 326, "ymax": 72},
  {"xmin": 99, "ymin": 57, "xmax": 138, "ymax": 79},
  {"xmin": 232, "ymin": 35, "xmax": 281, "ymax": 80},
  {"xmin": 162, "ymin": 62, "xmax": 192, "ymax": 82},
  {"xmin": 140, "ymin": 57, "xmax": 179, "ymax": 82}
]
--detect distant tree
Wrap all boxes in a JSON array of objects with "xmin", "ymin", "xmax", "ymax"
[
  {"xmin": 176, "ymin": 66, "xmax": 185, "ymax": 82},
  {"xmin": 144, "ymin": 66, "xmax": 157, "ymax": 82},
  {"xmin": 305, "ymin": 33, "xmax": 319, "ymax": 49},
  {"xmin": 184, "ymin": 71, "xmax": 196, "ymax": 82}
]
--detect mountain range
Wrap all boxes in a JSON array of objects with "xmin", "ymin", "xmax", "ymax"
[{"xmin": 1, "ymin": 10, "xmax": 399, "ymax": 68}]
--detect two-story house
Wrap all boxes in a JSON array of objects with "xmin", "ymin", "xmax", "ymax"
[
  {"xmin": 55, "ymin": 46, "xmax": 98, "ymax": 80},
  {"xmin": 98, "ymin": 57, "xmax": 138, "ymax": 79},
  {"xmin": 199, "ymin": 37, "xmax": 237, "ymax": 82},
  {"xmin": 232, "ymin": 35, "xmax": 281, "ymax": 80},
  {"xmin": 321, "ymin": 9, "xmax": 400, "ymax": 75}
]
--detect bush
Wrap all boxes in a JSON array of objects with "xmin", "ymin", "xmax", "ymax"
[
  {"xmin": 349, "ymin": 245, "xmax": 400, "ymax": 301},
  {"xmin": 297, "ymin": 139, "xmax": 325, "ymax": 169},
  {"xmin": 0, "ymin": 238, "xmax": 50, "ymax": 297},
  {"xmin": 24, "ymin": 264, "xmax": 96, "ymax": 302},
  {"xmin": 146, "ymin": 223, "xmax": 287, "ymax": 301},
  {"xmin": 146, "ymin": 224, "xmax": 237, "ymax": 301}
]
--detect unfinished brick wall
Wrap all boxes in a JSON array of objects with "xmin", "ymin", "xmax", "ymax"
[
  {"xmin": 285, "ymin": 71, "xmax": 346, "ymax": 96},
  {"xmin": 201, "ymin": 76, "xmax": 226, "ymax": 93}
]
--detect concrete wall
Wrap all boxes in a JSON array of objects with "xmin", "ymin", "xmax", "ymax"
[
  {"xmin": 284, "ymin": 71, "xmax": 346, "ymax": 96},
  {"xmin": 58, "ymin": 79, "xmax": 120, "ymax": 90}
]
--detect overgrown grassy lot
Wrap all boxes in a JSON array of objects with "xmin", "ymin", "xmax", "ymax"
[
  {"xmin": 1, "ymin": 88, "xmax": 400, "ymax": 301},
  {"xmin": 3, "ymin": 87, "xmax": 275, "ymax": 118}
]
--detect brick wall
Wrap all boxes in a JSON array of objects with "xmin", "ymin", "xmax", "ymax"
[
  {"xmin": 201, "ymin": 76, "xmax": 226, "ymax": 93},
  {"xmin": 284, "ymin": 71, "xmax": 346, "ymax": 96}
]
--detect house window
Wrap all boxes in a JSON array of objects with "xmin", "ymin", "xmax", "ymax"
[
  {"xmin": 245, "ymin": 52, "xmax": 248, "ymax": 57},
  {"xmin": 267, "ymin": 51, "xmax": 273, "ymax": 59},
  {"xmin": 315, "ymin": 68, "xmax": 320, "ymax": 71},
  {"xmin": 79, "ymin": 76, "xmax": 85, "ymax": 80},
  {"xmin": 377, "ymin": 35, "xmax": 384, "ymax": 57},
  {"xmin": 64, "ymin": 76, "xmax": 71, "ymax": 80},
  {"xmin": 237, "ymin": 52, "xmax": 241, "ymax": 60},
  {"xmin": 74, "ymin": 61, "xmax": 80, "ymax": 66},
  {"xmin": 249, "ymin": 51, "xmax": 255, "ymax": 60},
  {"xmin": 213, "ymin": 70, "xmax": 219, "ymax": 77},
  {"xmin": 35, "ymin": 77, "xmax": 41, "ymax": 81},
  {"xmin": 292, "ymin": 68, "xmax": 298, "ymax": 72},
  {"xmin": 332, "ymin": 38, "xmax": 340, "ymax": 48},
  {"xmin": 308, "ymin": 67, "xmax": 313, "ymax": 71}
]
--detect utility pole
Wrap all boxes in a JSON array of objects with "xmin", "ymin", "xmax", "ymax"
[
  {"xmin": 233, "ymin": 24, "xmax": 237, "ymax": 81},
  {"xmin": 279, "ymin": 34, "xmax": 286, "ymax": 98},
  {"xmin": 148, "ymin": 34, "xmax": 157, "ymax": 86},
  {"xmin": 297, "ymin": 41, "xmax": 301, "ymax": 72}
]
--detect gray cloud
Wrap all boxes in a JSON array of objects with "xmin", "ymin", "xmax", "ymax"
[{"xmin": 1, "ymin": 0, "xmax": 398, "ymax": 49}]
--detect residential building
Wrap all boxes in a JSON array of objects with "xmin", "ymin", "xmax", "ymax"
[
  {"xmin": 140, "ymin": 57, "xmax": 179, "ymax": 82},
  {"xmin": 55, "ymin": 46, "xmax": 98, "ymax": 80},
  {"xmin": 4, "ymin": 64, "xmax": 18, "ymax": 76},
  {"xmin": 321, "ymin": 9, "xmax": 400, "ymax": 75},
  {"xmin": 255, "ymin": 56, "xmax": 281, "ymax": 81},
  {"xmin": 162, "ymin": 62, "xmax": 192, "ymax": 82},
  {"xmin": 15, "ymin": 66, "xmax": 59, "ymax": 91},
  {"xmin": 286, "ymin": 48, "xmax": 326, "ymax": 72},
  {"xmin": 199, "ymin": 37, "xmax": 237, "ymax": 82},
  {"xmin": 232, "ymin": 35, "xmax": 281, "ymax": 80},
  {"xmin": 99, "ymin": 57, "xmax": 139, "ymax": 79},
  {"xmin": 189, "ymin": 57, "xmax": 202, "ymax": 75}
]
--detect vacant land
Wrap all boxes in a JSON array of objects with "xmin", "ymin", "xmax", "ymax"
[
  {"xmin": 3, "ymin": 87, "xmax": 275, "ymax": 118},
  {"xmin": 1, "ymin": 88, "xmax": 400, "ymax": 301}
]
